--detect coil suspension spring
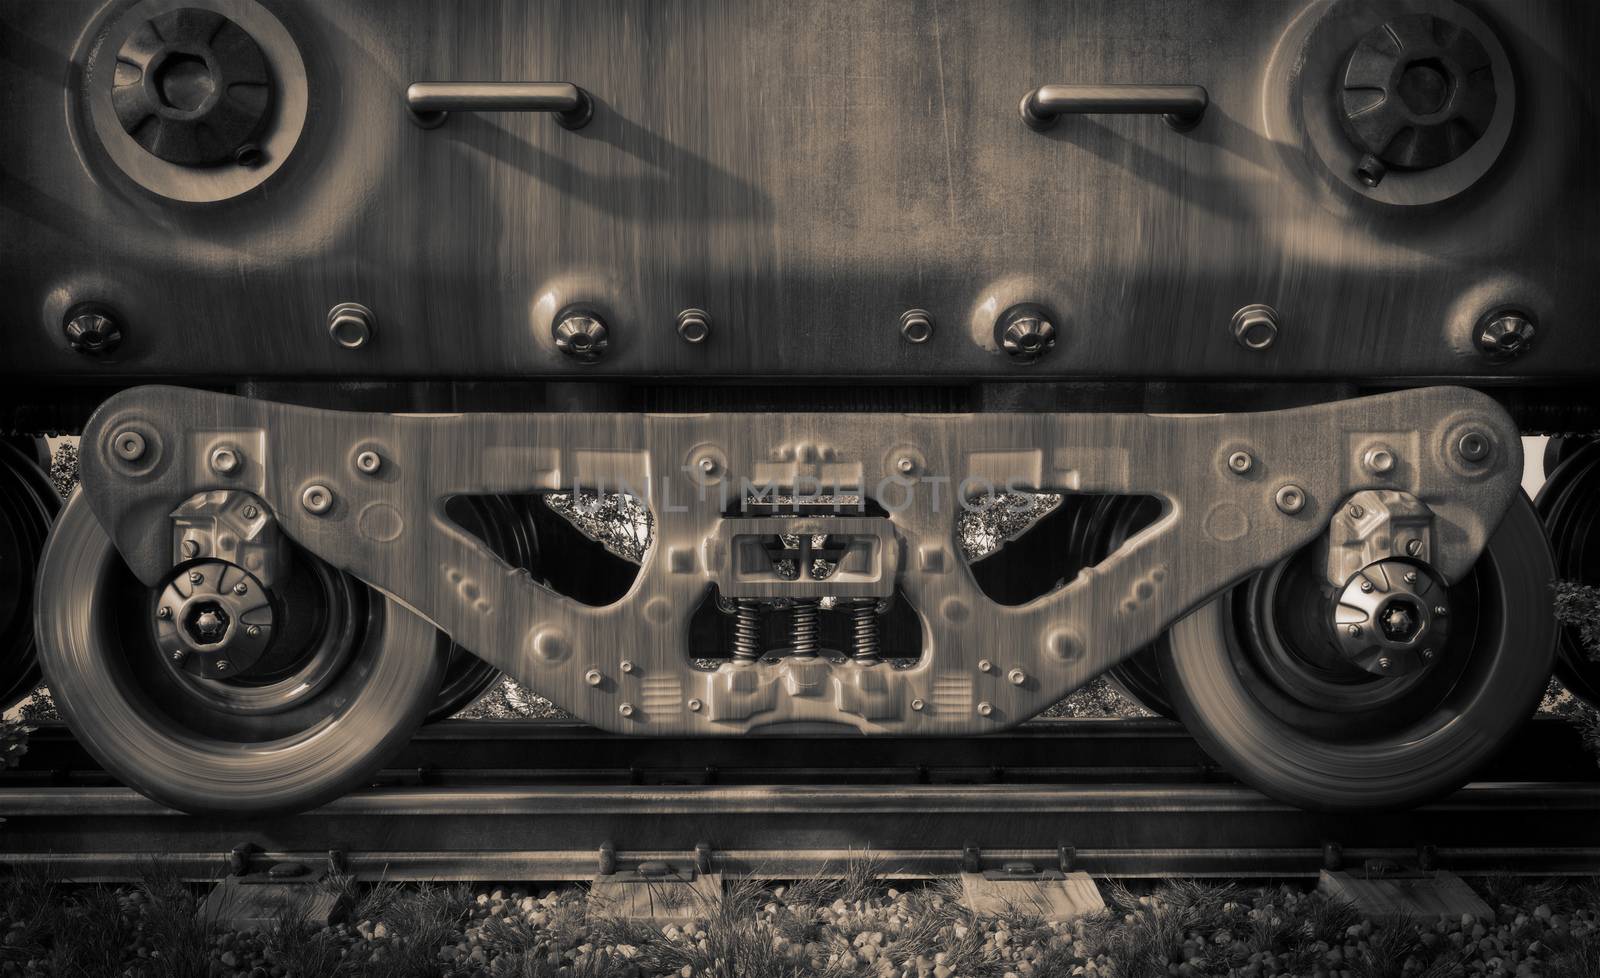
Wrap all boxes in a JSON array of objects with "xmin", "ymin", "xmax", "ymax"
[
  {"xmin": 850, "ymin": 599, "xmax": 881, "ymax": 662},
  {"xmin": 790, "ymin": 599, "xmax": 820, "ymax": 658},
  {"xmin": 732, "ymin": 599, "xmax": 763, "ymax": 661}
]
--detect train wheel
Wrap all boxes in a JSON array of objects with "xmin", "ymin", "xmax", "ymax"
[
  {"xmin": 1159, "ymin": 494, "xmax": 1553, "ymax": 811},
  {"xmin": 1543, "ymin": 435, "xmax": 1593, "ymax": 480},
  {"xmin": 1535, "ymin": 439, "xmax": 1600, "ymax": 706},
  {"xmin": 0, "ymin": 439, "xmax": 59, "ymax": 711},
  {"xmin": 1090, "ymin": 495, "xmax": 1177, "ymax": 718},
  {"xmin": 35, "ymin": 492, "xmax": 445, "ymax": 814},
  {"xmin": 425, "ymin": 494, "xmax": 542, "ymax": 721}
]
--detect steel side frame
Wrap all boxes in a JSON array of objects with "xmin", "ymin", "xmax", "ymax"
[{"xmin": 76, "ymin": 385, "xmax": 1522, "ymax": 735}]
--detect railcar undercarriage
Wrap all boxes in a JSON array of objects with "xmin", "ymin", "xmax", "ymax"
[{"xmin": 3, "ymin": 0, "xmax": 1598, "ymax": 819}]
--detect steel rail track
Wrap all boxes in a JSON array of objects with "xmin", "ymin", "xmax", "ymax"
[{"xmin": 2, "ymin": 720, "xmax": 1596, "ymax": 881}]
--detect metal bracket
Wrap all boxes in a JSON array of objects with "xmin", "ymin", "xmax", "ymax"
[
  {"xmin": 170, "ymin": 489, "xmax": 287, "ymax": 586},
  {"xmin": 1324, "ymin": 488, "xmax": 1434, "ymax": 588},
  {"xmin": 78, "ymin": 385, "xmax": 1523, "ymax": 736}
]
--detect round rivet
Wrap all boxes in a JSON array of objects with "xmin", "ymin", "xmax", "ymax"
[
  {"xmin": 698, "ymin": 456, "xmax": 718, "ymax": 475},
  {"xmin": 1360, "ymin": 579, "xmax": 1374, "ymax": 593},
  {"xmin": 1363, "ymin": 447, "xmax": 1396, "ymax": 475},
  {"xmin": 553, "ymin": 309, "xmax": 609, "ymax": 362},
  {"xmin": 355, "ymin": 450, "xmax": 382, "ymax": 475},
  {"xmin": 896, "ymin": 455, "xmax": 916, "ymax": 475},
  {"xmin": 687, "ymin": 698, "xmax": 703, "ymax": 712},
  {"xmin": 676, "ymin": 308, "xmax": 711, "ymax": 344},
  {"xmin": 620, "ymin": 660, "xmax": 635, "ymax": 674},
  {"xmin": 900, "ymin": 309, "xmax": 934, "ymax": 344},
  {"xmin": 585, "ymin": 669, "xmax": 603, "ymax": 687},
  {"xmin": 1274, "ymin": 484, "xmax": 1306, "ymax": 515},
  {"xmin": 301, "ymin": 484, "xmax": 334, "ymax": 515},
  {"xmin": 327, "ymin": 302, "xmax": 375, "ymax": 349},
  {"xmin": 1456, "ymin": 430, "xmax": 1491, "ymax": 463},
  {"xmin": 209, "ymin": 446, "xmax": 242, "ymax": 476},
  {"xmin": 112, "ymin": 429, "xmax": 147, "ymax": 462},
  {"xmin": 977, "ymin": 701, "xmax": 994, "ymax": 717},
  {"xmin": 910, "ymin": 698, "xmax": 925, "ymax": 711},
  {"xmin": 978, "ymin": 659, "xmax": 993, "ymax": 673},
  {"xmin": 619, "ymin": 702, "xmax": 636, "ymax": 718},
  {"xmin": 1227, "ymin": 451, "xmax": 1254, "ymax": 474},
  {"xmin": 1007, "ymin": 668, "xmax": 1026, "ymax": 686}
]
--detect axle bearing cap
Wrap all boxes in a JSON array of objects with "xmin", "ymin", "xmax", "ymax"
[
  {"xmin": 154, "ymin": 558, "xmax": 274, "ymax": 678},
  {"xmin": 112, "ymin": 8, "xmax": 275, "ymax": 167},
  {"xmin": 1332, "ymin": 558, "xmax": 1449, "ymax": 676},
  {"xmin": 1339, "ymin": 13, "xmax": 1497, "ymax": 172}
]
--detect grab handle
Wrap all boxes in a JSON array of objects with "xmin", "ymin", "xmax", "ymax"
[
  {"xmin": 406, "ymin": 82, "xmax": 594, "ymax": 130},
  {"xmin": 1019, "ymin": 84, "xmax": 1208, "ymax": 132}
]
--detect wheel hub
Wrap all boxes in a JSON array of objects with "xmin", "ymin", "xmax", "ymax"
[
  {"xmin": 1332, "ymin": 558, "xmax": 1449, "ymax": 676},
  {"xmin": 155, "ymin": 559, "xmax": 274, "ymax": 678}
]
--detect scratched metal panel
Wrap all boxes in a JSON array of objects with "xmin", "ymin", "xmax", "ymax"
[{"xmin": 1, "ymin": 0, "xmax": 1596, "ymax": 381}]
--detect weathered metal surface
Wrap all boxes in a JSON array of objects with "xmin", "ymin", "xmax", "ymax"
[
  {"xmin": 75, "ymin": 385, "xmax": 1522, "ymax": 734},
  {"xmin": 2, "ymin": 0, "xmax": 1595, "ymax": 383},
  {"xmin": 3, "ymin": 781, "xmax": 1599, "ymax": 882}
]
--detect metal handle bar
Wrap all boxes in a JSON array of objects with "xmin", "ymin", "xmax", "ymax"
[
  {"xmin": 406, "ymin": 82, "xmax": 594, "ymax": 130},
  {"xmin": 1019, "ymin": 84, "xmax": 1208, "ymax": 132}
]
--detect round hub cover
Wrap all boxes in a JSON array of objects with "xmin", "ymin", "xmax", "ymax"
[
  {"xmin": 1339, "ymin": 13, "xmax": 1497, "ymax": 171},
  {"xmin": 112, "ymin": 8, "xmax": 274, "ymax": 166}
]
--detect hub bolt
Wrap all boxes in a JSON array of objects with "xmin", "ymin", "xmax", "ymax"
[
  {"xmin": 1403, "ymin": 571, "xmax": 1419, "ymax": 585},
  {"xmin": 355, "ymin": 450, "xmax": 382, "ymax": 474},
  {"xmin": 246, "ymin": 625, "xmax": 261, "ymax": 637},
  {"xmin": 1227, "ymin": 450, "xmax": 1254, "ymax": 474},
  {"xmin": 1356, "ymin": 153, "xmax": 1386, "ymax": 188},
  {"xmin": 233, "ymin": 581, "xmax": 248, "ymax": 595},
  {"xmin": 687, "ymin": 698, "xmax": 702, "ymax": 712},
  {"xmin": 1377, "ymin": 656, "xmax": 1392, "ymax": 671},
  {"xmin": 676, "ymin": 308, "xmax": 711, "ymax": 344},
  {"xmin": 1475, "ymin": 311, "xmax": 1535, "ymax": 362},
  {"xmin": 1230, "ymin": 304, "xmax": 1280, "ymax": 351},
  {"xmin": 1274, "ymin": 484, "xmax": 1306, "ymax": 515},
  {"xmin": 189, "ymin": 570, "xmax": 204, "ymax": 584},
  {"xmin": 1347, "ymin": 624, "xmax": 1361, "ymax": 637},
  {"xmin": 553, "ymin": 310, "xmax": 609, "ymax": 362},
  {"xmin": 209, "ymin": 446, "xmax": 242, "ymax": 476},
  {"xmin": 1363, "ymin": 447, "xmax": 1396, "ymax": 475},
  {"xmin": 1433, "ymin": 606, "xmax": 1448, "ymax": 617},
  {"xmin": 900, "ymin": 309, "xmax": 934, "ymax": 345},
  {"xmin": 157, "ymin": 606, "xmax": 173, "ymax": 620},
  {"xmin": 1360, "ymin": 580, "xmax": 1374, "ymax": 593},
  {"xmin": 112, "ymin": 429, "xmax": 147, "ymax": 462},
  {"xmin": 301, "ymin": 484, "xmax": 334, "ymax": 515},
  {"xmin": 215, "ymin": 660, "xmax": 230, "ymax": 672},
  {"xmin": 1423, "ymin": 648, "xmax": 1435, "ymax": 660}
]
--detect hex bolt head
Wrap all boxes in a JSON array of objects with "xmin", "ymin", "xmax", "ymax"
[
  {"xmin": 1007, "ymin": 668, "xmax": 1027, "ymax": 686},
  {"xmin": 978, "ymin": 658, "xmax": 994, "ymax": 673},
  {"xmin": 157, "ymin": 606, "xmax": 173, "ymax": 620},
  {"xmin": 996, "ymin": 305, "xmax": 1057, "ymax": 362},
  {"xmin": 1231, "ymin": 304, "xmax": 1280, "ymax": 351},
  {"xmin": 233, "ymin": 582, "xmax": 249, "ymax": 596},
  {"xmin": 618, "ymin": 702, "xmax": 636, "ymax": 718},
  {"xmin": 585, "ymin": 669, "xmax": 603, "ymax": 687},
  {"xmin": 910, "ymin": 698, "xmax": 925, "ymax": 711},
  {"xmin": 1274, "ymin": 484, "xmax": 1306, "ymax": 515},
  {"xmin": 112, "ymin": 429, "xmax": 147, "ymax": 462},
  {"xmin": 900, "ymin": 309, "xmax": 934, "ymax": 344},
  {"xmin": 215, "ymin": 659, "xmax": 231, "ymax": 672},
  {"xmin": 553, "ymin": 309, "xmax": 610, "ymax": 362},
  {"xmin": 1433, "ymin": 605, "xmax": 1448, "ymax": 617},
  {"xmin": 1227, "ymin": 451, "xmax": 1254, "ymax": 474},
  {"xmin": 355, "ymin": 450, "xmax": 382, "ymax": 475},
  {"xmin": 1360, "ymin": 579, "xmax": 1374, "ymax": 593},
  {"xmin": 209, "ymin": 446, "xmax": 243, "ymax": 476},
  {"xmin": 1403, "ymin": 571, "xmax": 1419, "ymax": 585},
  {"xmin": 301, "ymin": 484, "xmax": 334, "ymax": 515},
  {"xmin": 1475, "ymin": 311, "xmax": 1535, "ymax": 361},
  {"xmin": 327, "ymin": 302, "xmax": 375, "ymax": 349},
  {"xmin": 676, "ymin": 308, "xmax": 711, "ymax": 344},
  {"xmin": 188, "ymin": 570, "xmax": 204, "ymax": 585},
  {"xmin": 1363, "ymin": 447, "xmax": 1396, "ymax": 475},
  {"xmin": 1422, "ymin": 648, "xmax": 1435, "ymax": 660},
  {"xmin": 977, "ymin": 701, "xmax": 994, "ymax": 717},
  {"xmin": 1347, "ymin": 624, "xmax": 1361, "ymax": 637},
  {"xmin": 63, "ymin": 304, "xmax": 123, "ymax": 356},
  {"xmin": 687, "ymin": 698, "xmax": 703, "ymax": 712},
  {"xmin": 245, "ymin": 624, "xmax": 261, "ymax": 637},
  {"xmin": 1456, "ymin": 430, "xmax": 1491, "ymax": 463}
]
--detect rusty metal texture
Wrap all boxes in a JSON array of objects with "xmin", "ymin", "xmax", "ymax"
[
  {"xmin": 76, "ymin": 384, "xmax": 1522, "ymax": 735},
  {"xmin": 1, "ymin": 0, "xmax": 1595, "ymax": 382}
]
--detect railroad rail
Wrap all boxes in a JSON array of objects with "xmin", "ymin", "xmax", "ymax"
[{"xmin": 3, "ymin": 719, "xmax": 1597, "ymax": 881}]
